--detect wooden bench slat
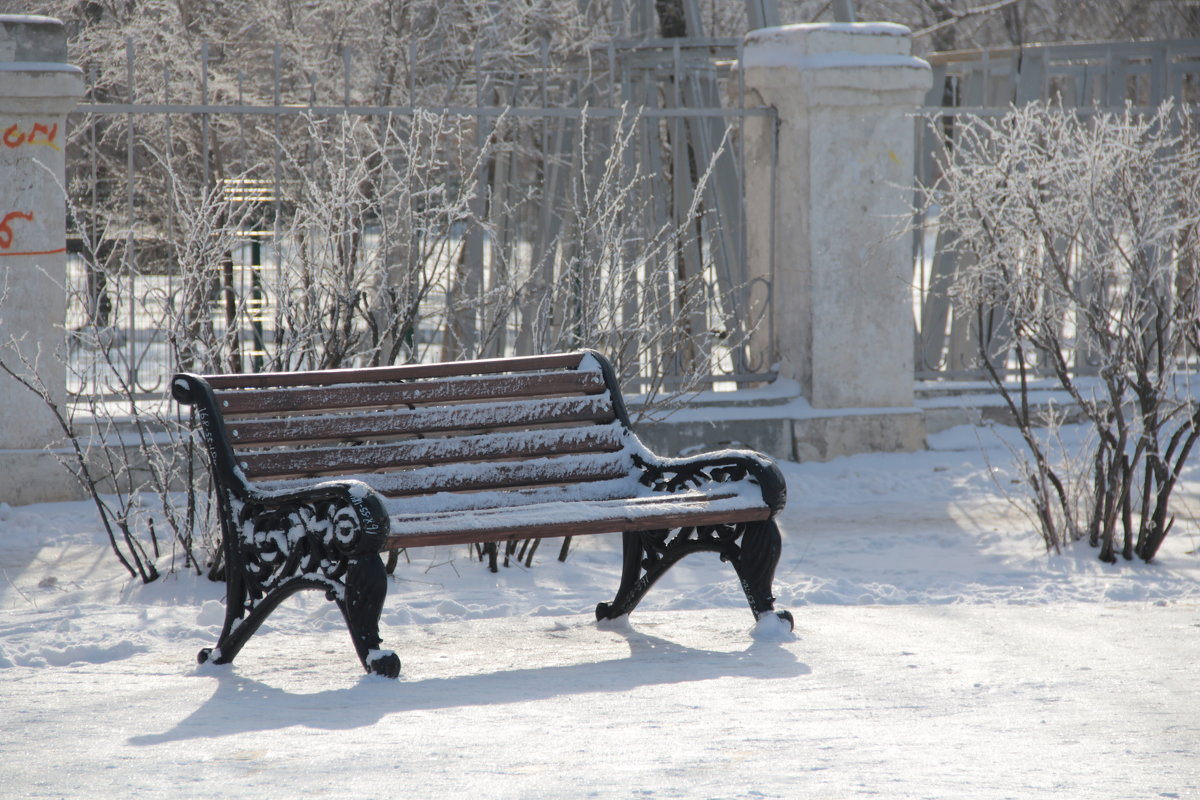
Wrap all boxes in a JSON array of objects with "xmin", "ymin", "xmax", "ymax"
[
  {"xmin": 385, "ymin": 493, "xmax": 773, "ymax": 548},
  {"xmin": 318, "ymin": 452, "xmax": 635, "ymax": 497},
  {"xmin": 227, "ymin": 394, "xmax": 617, "ymax": 446},
  {"xmin": 215, "ymin": 370, "xmax": 606, "ymax": 415},
  {"xmin": 379, "ymin": 476, "xmax": 644, "ymax": 516},
  {"xmin": 237, "ymin": 424, "xmax": 627, "ymax": 479},
  {"xmin": 203, "ymin": 352, "xmax": 588, "ymax": 390},
  {"xmin": 386, "ymin": 489, "xmax": 737, "ymax": 523}
]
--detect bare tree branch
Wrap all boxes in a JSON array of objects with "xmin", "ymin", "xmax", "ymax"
[{"xmin": 912, "ymin": 0, "xmax": 1024, "ymax": 40}]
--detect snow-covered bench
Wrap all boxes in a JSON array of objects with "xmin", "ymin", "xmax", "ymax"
[{"xmin": 172, "ymin": 350, "xmax": 791, "ymax": 678}]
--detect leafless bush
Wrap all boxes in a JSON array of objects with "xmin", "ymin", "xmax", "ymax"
[
  {"xmin": 503, "ymin": 108, "xmax": 740, "ymax": 418},
  {"xmin": 0, "ymin": 266, "xmax": 201, "ymax": 583},
  {"xmin": 921, "ymin": 101, "xmax": 1200, "ymax": 561},
  {"xmin": 18, "ymin": 98, "xmax": 743, "ymax": 581},
  {"xmin": 260, "ymin": 111, "xmax": 488, "ymax": 370}
]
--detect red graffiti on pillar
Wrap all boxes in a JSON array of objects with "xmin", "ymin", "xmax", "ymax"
[
  {"xmin": 0, "ymin": 211, "xmax": 67, "ymax": 257},
  {"xmin": 2, "ymin": 122, "xmax": 60, "ymax": 150},
  {"xmin": 0, "ymin": 211, "xmax": 35, "ymax": 249}
]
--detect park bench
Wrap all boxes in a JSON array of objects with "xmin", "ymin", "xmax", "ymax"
[{"xmin": 172, "ymin": 350, "xmax": 792, "ymax": 678}]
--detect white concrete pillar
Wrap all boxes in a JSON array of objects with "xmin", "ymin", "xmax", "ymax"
[
  {"xmin": 0, "ymin": 15, "xmax": 82, "ymax": 500},
  {"xmin": 740, "ymin": 23, "xmax": 930, "ymax": 409}
]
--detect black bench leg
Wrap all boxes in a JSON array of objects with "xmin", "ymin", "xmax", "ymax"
[
  {"xmin": 337, "ymin": 555, "xmax": 401, "ymax": 678},
  {"xmin": 198, "ymin": 555, "xmax": 255, "ymax": 668},
  {"xmin": 596, "ymin": 530, "xmax": 666, "ymax": 621},
  {"xmin": 197, "ymin": 555, "xmax": 400, "ymax": 678},
  {"xmin": 595, "ymin": 522, "xmax": 793, "ymax": 631},
  {"xmin": 731, "ymin": 519, "xmax": 794, "ymax": 630},
  {"xmin": 197, "ymin": 571, "xmax": 315, "ymax": 670}
]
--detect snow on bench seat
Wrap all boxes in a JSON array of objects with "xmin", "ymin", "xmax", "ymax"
[{"xmin": 382, "ymin": 487, "xmax": 772, "ymax": 547}]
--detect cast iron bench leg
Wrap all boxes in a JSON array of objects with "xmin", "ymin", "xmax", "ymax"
[
  {"xmin": 338, "ymin": 555, "xmax": 400, "ymax": 677},
  {"xmin": 198, "ymin": 554, "xmax": 399, "ymax": 677},
  {"xmin": 595, "ymin": 529, "xmax": 668, "ymax": 621},
  {"xmin": 596, "ymin": 522, "xmax": 792, "ymax": 629},
  {"xmin": 732, "ymin": 519, "xmax": 794, "ymax": 629}
]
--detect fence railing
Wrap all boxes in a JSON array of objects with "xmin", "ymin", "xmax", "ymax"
[
  {"xmin": 64, "ymin": 35, "xmax": 777, "ymax": 407},
  {"xmin": 913, "ymin": 37, "xmax": 1200, "ymax": 380}
]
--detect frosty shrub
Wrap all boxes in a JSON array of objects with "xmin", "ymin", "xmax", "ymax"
[
  {"xmin": 6, "ymin": 0, "xmax": 755, "ymax": 582},
  {"xmin": 921, "ymin": 101, "xmax": 1200, "ymax": 562},
  {"xmin": 0, "ymin": 268, "xmax": 201, "ymax": 584},
  {"xmin": 4, "ymin": 98, "xmax": 738, "ymax": 582}
]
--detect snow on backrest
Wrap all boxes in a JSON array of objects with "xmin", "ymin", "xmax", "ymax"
[{"xmin": 208, "ymin": 355, "xmax": 636, "ymax": 499}]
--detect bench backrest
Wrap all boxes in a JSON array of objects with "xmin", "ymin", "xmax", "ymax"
[{"xmin": 171, "ymin": 351, "xmax": 640, "ymax": 503}]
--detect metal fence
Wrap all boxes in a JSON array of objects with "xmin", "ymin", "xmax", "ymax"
[
  {"xmin": 913, "ymin": 37, "xmax": 1200, "ymax": 379},
  {"xmin": 64, "ymin": 34, "xmax": 777, "ymax": 404}
]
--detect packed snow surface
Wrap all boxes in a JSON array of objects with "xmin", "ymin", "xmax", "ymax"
[{"xmin": 2, "ymin": 425, "xmax": 1199, "ymax": 799}]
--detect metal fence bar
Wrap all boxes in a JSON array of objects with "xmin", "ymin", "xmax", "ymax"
[
  {"xmin": 74, "ymin": 102, "xmax": 770, "ymax": 119},
  {"xmin": 124, "ymin": 37, "xmax": 137, "ymax": 409}
]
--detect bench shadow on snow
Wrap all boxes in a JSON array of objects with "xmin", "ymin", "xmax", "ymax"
[{"xmin": 128, "ymin": 626, "xmax": 809, "ymax": 746}]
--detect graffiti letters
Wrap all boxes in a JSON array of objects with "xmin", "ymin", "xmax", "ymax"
[
  {"xmin": 0, "ymin": 211, "xmax": 34, "ymax": 250},
  {"xmin": 2, "ymin": 122, "xmax": 60, "ymax": 150}
]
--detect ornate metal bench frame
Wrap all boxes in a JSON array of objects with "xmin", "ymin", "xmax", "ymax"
[{"xmin": 173, "ymin": 351, "xmax": 791, "ymax": 678}]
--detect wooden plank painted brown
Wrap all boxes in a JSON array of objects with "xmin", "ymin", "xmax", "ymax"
[
  {"xmin": 384, "ymin": 502, "xmax": 772, "ymax": 548},
  {"xmin": 365, "ymin": 453, "xmax": 633, "ymax": 497},
  {"xmin": 385, "ymin": 489, "xmax": 735, "ymax": 523},
  {"xmin": 216, "ymin": 370, "xmax": 607, "ymax": 415},
  {"xmin": 202, "ymin": 352, "xmax": 587, "ymax": 391},
  {"xmin": 237, "ymin": 425, "xmax": 626, "ymax": 479},
  {"xmin": 226, "ymin": 394, "xmax": 617, "ymax": 446}
]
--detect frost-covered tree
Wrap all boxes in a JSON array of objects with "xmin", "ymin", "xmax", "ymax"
[{"xmin": 920, "ymin": 101, "xmax": 1200, "ymax": 562}]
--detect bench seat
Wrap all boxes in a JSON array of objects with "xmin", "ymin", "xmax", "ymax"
[{"xmin": 383, "ymin": 487, "xmax": 771, "ymax": 546}]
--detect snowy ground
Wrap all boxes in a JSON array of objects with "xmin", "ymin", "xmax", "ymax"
[{"xmin": 2, "ymin": 425, "xmax": 1199, "ymax": 799}]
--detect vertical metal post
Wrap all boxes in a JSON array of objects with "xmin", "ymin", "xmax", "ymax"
[
  {"xmin": 407, "ymin": 39, "xmax": 418, "ymax": 362},
  {"xmin": 165, "ymin": 64, "xmax": 175, "ymax": 378},
  {"xmin": 201, "ymin": 41, "xmax": 210, "ymax": 190},
  {"xmin": 88, "ymin": 62, "xmax": 97, "ymax": 254},
  {"xmin": 612, "ymin": 0, "xmax": 626, "ymax": 37},
  {"xmin": 272, "ymin": 45, "xmax": 283, "ymax": 365},
  {"xmin": 672, "ymin": 40, "xmax": 705, "ymax": 380},
  {"xmin": 744, "ymin": 0, "xmax": 780, "ymax": 29},
  {"xmin": 831, "ymin": 0, "xmax": 856, "ymax": 23},
  {"xmin": 251, "ymin": 235, "xmax": 264, "ymax": 372},
  {"xmin": 408, "ymin": 40, "xmax": 417, "ymax": 104},
  {"xmin": 737, "ymin": 37, "xmax": 750, "ymax": 379},
  {"xmin": 87, "ymin": 60, "xmax": 103, "ymax": 372},
  {"xmin": 237, "ymin": 70, "xmax": 245, "ymax": 155},
  {"xmin": 447, "ymin": 41, "xmax": 486, "ymax": 359},
  {"xmin": 125, "ymin": 37, "xmax": 137, "ymax": 405},
  {"xmin": 767, "ymin": 106, "xmax": 778, "ymax": 376}
]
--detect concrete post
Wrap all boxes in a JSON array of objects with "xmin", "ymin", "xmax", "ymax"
[
  {"xmin": 740, "ymin": 23, "xmax": 930, "ymax": 409},
  {"xmin": 0, "ymin": 15, "xmax": 83, "ymax": 502}
]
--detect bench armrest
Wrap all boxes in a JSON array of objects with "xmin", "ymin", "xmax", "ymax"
[
  {"xmin": 636, "ymin": 449, "xmax": 787, "ymax": 517},
  {"xmin": 234, "ymin": 479, "xmax": 391, "ymax": 558},
  {"xmin": 174, "ymin": 371, "xmax": 389, "ymax": 556}
]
